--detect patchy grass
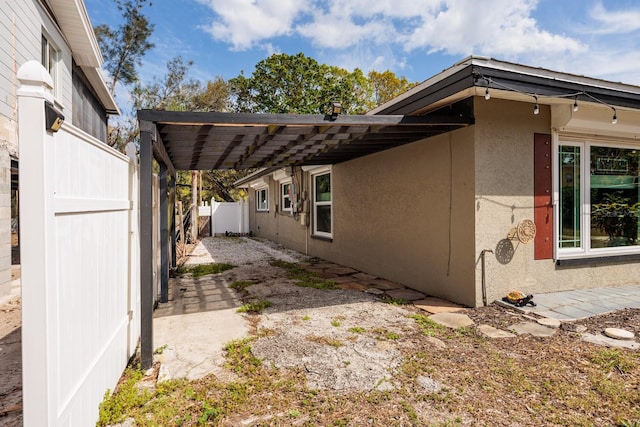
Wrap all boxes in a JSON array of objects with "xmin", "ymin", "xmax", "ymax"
[
  {"xmin": 99, "ymin": 303, "xmax": 640, "ymax": 426},
  {"xmin": 410, "ymin": 313, "xmax": 445, "ymax": 336},
  {"xmin": 237, "ymin": 299, "xmax": 272, "ymax": 314},
  {"xmin": 591, "ymin": 348, "xmax": 637, "ymax": 374},
  {"xmin": 269, "ymin": 259, "xmax": 338, "ymax": 289},
  {"xmin": 379, "ymin": 296, "xmax": 410, "ymax": 305},
  {"xmin": 229, "ymin": 280, "xmax": 254, "ymax": 292},
  {"xmin": 306, "ymin": 335, "xmax": 344, "ymax": 348},
  {"xmin": 97, "ymin": 368, "xmax": 148, "ymax": 426},
  {"xmin": 175, "ymin": 262, "xmax": 235, "ymax": 278}
]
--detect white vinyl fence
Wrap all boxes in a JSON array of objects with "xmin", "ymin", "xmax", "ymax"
[
  {"xmin": 206, "ymin": 200, "xmax": 249, "ymax": 235},
  {"xmin": 18, "ymin": 61, "xmax": 141, "ymax": 426}
]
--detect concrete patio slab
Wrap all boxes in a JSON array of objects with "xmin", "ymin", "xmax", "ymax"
[
  {"xmin": 414, "ymin": 297, "xmax": 465, "ymax": 314},
  {"xmin": 154, "ymin": 308, "xmax": 248, "ymax": 381},
  {"xmin": 497, "ymin": 284, "xmax": 640, "ymax": 320}
]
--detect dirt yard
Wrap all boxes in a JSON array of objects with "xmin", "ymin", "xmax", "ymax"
[{"xmin": 97, "ymin": 237, "xmax": 640, "ymax": 427}]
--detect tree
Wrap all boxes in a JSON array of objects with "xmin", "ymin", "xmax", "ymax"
[
  {"xmin": 229, "ymin": 52, "xmax": 374, "ymax": 114},
  {"xmin": 94, "ymin": 0, "xmax": 154, "ymax": 95},
  {"xmin": 368, "ymin": 70, "xmax": 419, "ymax": 106}
]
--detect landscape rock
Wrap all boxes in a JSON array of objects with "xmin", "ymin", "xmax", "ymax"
[
  {"xmin": 477, "ymin": 324, "xmax": 516, "ymax": 338},
  {"xmin": 509, "ymin": 322, "xmax": 556, "ymax": 337},
  {"xmin": 536, "ymin": 318, "xmax": 561, "ymax": 328},
  {"xmin": 385, "ymin": 288, "xmax": 426, "ymax": 301},
  {"xmin": 581, "ymin": 333, "xmax": 640, "ymax": 350},
  {"xmin": 603, "ymin": 327, "xmax": 635, "ymax": 340},
  {"xmin": 429, "ymin": 313, "xmax": 475, "ymax": 329},
  {"xmin": 560, "ymin": 322, "xmax": 587, "ymax": 333}
]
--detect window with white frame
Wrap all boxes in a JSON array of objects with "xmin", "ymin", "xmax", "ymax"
[
  {"xmin": 312, "ymin": 169, "xmax": 332, "ymax": 238},
  {"xmin": 41, "ymin": 34, "xmax": 58, "ymax": 92},
  {"xmin": 281, "ymin": 182, "xmax": 292, "ymax": 212},
  {"xmin": 256, "ymin": 187, "xmax": 268, "ymax": 211},
  {"xmin": 556, "ymin": 139, "xmax": 639, "ymax": 257}
]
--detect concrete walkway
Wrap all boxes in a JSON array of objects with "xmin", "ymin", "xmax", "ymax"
[{"xmin": 499, "ymin": 284, "xmax": 640, "ymax": 320}]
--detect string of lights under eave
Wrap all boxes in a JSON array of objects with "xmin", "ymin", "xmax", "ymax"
[{"xmin": 475, "ymin": 73, "xmax": 619, "ymax": 124}]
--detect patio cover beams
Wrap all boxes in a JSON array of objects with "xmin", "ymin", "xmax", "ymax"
[{"xmin": 136, "ymin": 105, "xmax": 474, "ymax": 369}]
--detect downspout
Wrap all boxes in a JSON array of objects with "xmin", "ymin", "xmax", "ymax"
[{"xmin": 480, "ymin": 249, "xmax": 493, "ymax": 306}]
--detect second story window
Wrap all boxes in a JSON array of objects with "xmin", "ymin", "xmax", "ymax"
[{"xmin": 41, "ymin": 34, "xmax": 58, "ymax": 93}]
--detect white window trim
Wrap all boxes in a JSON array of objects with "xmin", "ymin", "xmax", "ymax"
[
  {"xmin": 255, "ymin": 186, "xmax": 269, "ymax": 212},
  {"xmin": 311, "ymin": 166, "xmax": 332, "ymax": 239},
  {"xmin": 280, "ymin": 179, "xmax": 292, "ymax": 213},
  {"xmin": 41, "ymin": 32, "xmax": 59, "ymax": 95},
  {"xmin": 554, "ymin": 134, "xmax": 640, "ymax": 259}
]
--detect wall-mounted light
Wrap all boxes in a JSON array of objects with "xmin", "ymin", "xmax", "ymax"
[
  {"xmin": 484, "ymin": 86, "xmax": 491, "ymax": 100},
  {"xmin": 612, "ymin": 107, "xmax": 617, "ymax": 124},
  {"xmin": 533, "ymin": 96, "xmax": 539, "ymax": 115},
  {"xmin": 573, "ymin": 96, "xmax": 579, "ymax": 112},
  {"xmin": 45, "ymin": 101, "xmax": 64, "ymax": 132},
  {"xmin": 330, "ymin": 101, "xmax": 342, "ymax": 120}
]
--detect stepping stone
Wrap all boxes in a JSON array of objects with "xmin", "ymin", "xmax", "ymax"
[
  {"xmin": 477, "ymin": 324, "xmax": 516, "ymax": 338},
  {"xmin": 368, "ymin": 279, "xmax": 404, "ymax": 291},
  {"xmin": 338, "ymin": 282, "xmax": 370, "ymax": 291},
  {"xmin": 560, "ymin": 322, "xmax": 587, "ymax": 333},
  {"xmin": 414, "ymin": 297, "xmax": 464, "ymax": 314},
  {"xmin": 364, "ymin": 288, "xmax": 385, "ymax": 295},
  {"xmin": 329, "ymin": 276, "xmax": 358, "ymax": 284},
  {"xmin": 509, "ymin": 322, "xmax": 555, "ymax": 337},
  {"xmin": 352, "ymin": 272, "xmax": 378, "ymax": 281},
  {"xmin": 581, "ymin": 333, "xmax": 640, "ymax": 350},
  {"xmin": 385, "ymin": 288, "xmax": 425, "ymax": 301},
  {"xmin": 536, "ymin": 318, "xmax": 561, "ymax": 328},
  {"xmin": 604, "ymin": 328, "xmax": 635, "ymax": 340},
  {"xmin": 429, "ymin": 312, "xmax": 474, "ymax": 329},
  {"xmin": 326, "ymin": 266, "xmax": 358, "ymax": 276}
]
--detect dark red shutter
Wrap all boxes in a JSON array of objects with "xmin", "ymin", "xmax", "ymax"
[{"xmin": 534, "ymin": 133, "xmax": 553, "ymax": 259}]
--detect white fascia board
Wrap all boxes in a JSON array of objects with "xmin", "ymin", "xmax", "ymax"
[{"xmin": 50, "ymin": 0, "xmax": 103, "ymax": 67}]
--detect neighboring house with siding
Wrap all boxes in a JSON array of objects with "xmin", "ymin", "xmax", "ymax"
[
  {"xmin": 0, "ymin": 0, "xmax": 118, "ymax": 298},
  {"xmin": 237, "ymin": 57, "xmax": 640, "ymax": 307}
]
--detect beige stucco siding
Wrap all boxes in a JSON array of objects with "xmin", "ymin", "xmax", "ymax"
[
  {"xmin": 327, "ymin": 128, "xmax": 476, "ymax": 306},
  {"xmin": 474, "ymin": 97, "xmax": 640, "ymax": 306},
  {"xmin": 249, "ymin": 126, "xmax": 477, "ymax": 306}
]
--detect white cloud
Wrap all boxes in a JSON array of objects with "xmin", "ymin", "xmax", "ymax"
[
  {"xmin": 198, "ymin": 0, "xmax": 585, "ymax": 58},
  {"xmin": 588, "ymin": 2, "xmax": 640, "ymax": 34},
  {"xmin": 197, "ymin": 0, "xmax": 312, "ymax": 50}
]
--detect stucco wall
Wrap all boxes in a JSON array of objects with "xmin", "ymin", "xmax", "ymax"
[
  {"xmin": 247, "ymin": 127, "xmax": 477, "ymax": 306},
  {"xmin": 474, "ymin": 97, "xmax": 640, "ymax": 306}
]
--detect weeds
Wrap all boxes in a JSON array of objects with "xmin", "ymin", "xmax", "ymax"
[
  {"xmin": 410, "ymin": 314, "xmax": 445, "ymax": 336},
  {"xmin": 306, "ymin": 335, "xmax": 344, "ymax": 348},
  {"xmin": 229, "ymin": 280, "xmax": 254, "ymax": 292},
  {"xmin": 223, "ymin": 338, "xmax": 262, "ymax": 375},
  {"xmin": 348, "ymin": 326, "xmax": 366, "ymax": 334},
  {"xmin": 97, "ymin": 368, "xmax": 148, "ymax": 426},
  {"xmin": 237, "ymin": 299, "xmax": 272, "ymax": 314},
  {"xmin": 175, "ymin": 262, "xmax": 234, "ymax": 278},
  {"xmin": 591, "ymin": 348, "xmax": 637, "ymax": 374},
  {"xmin": 379, "ymin": 296, "xmax": 410, "ymax": 305},
  {"xmin": 269, "ymin": 259, "xmax": 338, "ymax": 289}
]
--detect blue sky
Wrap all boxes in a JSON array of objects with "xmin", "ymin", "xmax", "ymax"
[{"xmin": 85, "ymin": 0, "xmax": 640, "ymax": 111}]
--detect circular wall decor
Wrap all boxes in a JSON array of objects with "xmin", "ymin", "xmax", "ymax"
[{"xmin": 516, "ymin": 218, "xmax": 536, "ymax": 244}]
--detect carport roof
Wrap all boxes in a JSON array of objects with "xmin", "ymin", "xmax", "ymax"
[{"xmin": 137, "ymin": 104, "xmax": 474, "ymax": 173}]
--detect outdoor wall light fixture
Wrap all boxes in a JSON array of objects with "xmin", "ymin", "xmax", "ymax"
[
  {"xmin": 533, "ymin": 96, "xmax": 539, "ymax": 115},
  {"xmin": 45, "ymin": 101, "xmax": 65, "ymax": 132},
  {"xmin": 484, "ymin": 86, "xmax": 491, "ymax": 100},
  {"xmin": 330, "ymin": 101, "xmax": 342, "ymax": 120},
  {"xmin": 612, "ymin": 107, "xmax": 617, "ymax": 124},
  {"xmin": 573, "ymin": 96, "xmax": 579, "ymax": 112}
]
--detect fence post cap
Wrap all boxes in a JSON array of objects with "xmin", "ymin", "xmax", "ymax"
[{"xmin": 17, "ymin": 60, "xmax": 53, "ymax": 89}]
